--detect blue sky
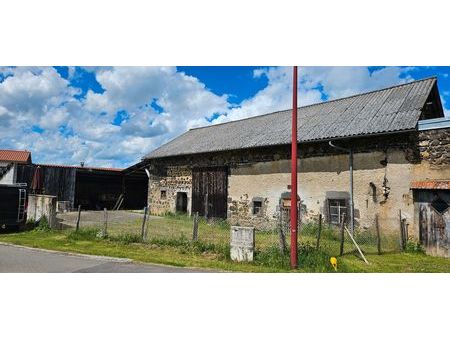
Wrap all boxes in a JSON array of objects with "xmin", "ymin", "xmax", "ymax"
[{"xmin": 0, "ymin": 66, "xmax": 449, "ymax": 168}]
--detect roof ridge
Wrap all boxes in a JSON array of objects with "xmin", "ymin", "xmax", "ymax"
[
  {"xmin": 188, "ymin": 76, "xmax": 437, "ymax": 132},
  {"xmin": 36, "ymin": 163, "xmax": 123, "ymax": 171},
  {"xmin": 0, "ymin": 149, "xmax": 30, "ymax": 153}
]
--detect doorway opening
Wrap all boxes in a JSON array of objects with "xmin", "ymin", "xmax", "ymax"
[{"xmin": 176, "ymin": 192, "xmax": 188, "ymax": 213}]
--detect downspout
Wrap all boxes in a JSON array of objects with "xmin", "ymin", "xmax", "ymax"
[{"xmin": 329, "ymin": 141, "xmax": 354, "ymax": 235}]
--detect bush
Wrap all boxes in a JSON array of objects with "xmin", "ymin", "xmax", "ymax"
[
  {"xmin": 33, "ymin": 216, "xmax": 51, "ymax": 232},
  {"xmin": 405, "ymin": 240, "xmax": 424, "ymax": 253}
]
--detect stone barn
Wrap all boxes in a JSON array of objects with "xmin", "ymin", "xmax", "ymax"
[{"xmin": 137, "ymin": 77, "xmax": 449, "ymax": 256}]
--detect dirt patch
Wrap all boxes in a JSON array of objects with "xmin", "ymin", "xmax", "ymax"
[{"xmin": 57, "ymin": 210, "xmax": 159, "ymax": 228}]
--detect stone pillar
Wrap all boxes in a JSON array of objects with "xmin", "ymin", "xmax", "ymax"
[{"xmin": 230, "ymin": 226, "xmax": 255, "ymax": 262}]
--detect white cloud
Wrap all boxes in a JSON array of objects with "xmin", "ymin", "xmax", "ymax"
[
  {"xmin": 0, "ymin": 66, "xmax": 425, "ymax": 167},
  {"xmin": 440, "ymin": 95, "xmax": 450, "ymax": 117},
  {"xmin": 214, "ymin": 66, "xmax": 414, "ymax": 125}
]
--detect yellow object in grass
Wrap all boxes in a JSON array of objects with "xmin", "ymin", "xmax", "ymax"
[{"xmin": 330, "ymin": 257, "xmax": 338, "ymax": 271}]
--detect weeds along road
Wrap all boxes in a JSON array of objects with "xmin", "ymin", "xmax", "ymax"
[{"xmin": 0, "ymin": 243, "xmax": 205, "ymax": 273}]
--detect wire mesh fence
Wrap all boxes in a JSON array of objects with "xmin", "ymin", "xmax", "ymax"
[
  {"xmin": 253, "ymin": 215, "xmax": 405, "ymax": 258},
  {"xmin": 56, "ymin": 208, "xmax": 231, "ymax": 249},
  {"xmin": 55, "ymin": 206, "xmax": 408, "ymax": 268}
]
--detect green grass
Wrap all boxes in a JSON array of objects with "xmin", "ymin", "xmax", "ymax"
[{"xmin": 0, "ymin": 215, "xmax": 448, "ymax": 272}]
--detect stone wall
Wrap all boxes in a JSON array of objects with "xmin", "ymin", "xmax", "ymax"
[
  {"xmin": 228, "ymin": 149, "xmax": 417, "ymax": 232},
  {"xmin": 419, "ymin": 128, "xmax": 450, "ymax": 167},
  {"xmin": 146, "ymin": 129, "xmax": 450, "ymax": 236},
  {"xmin": 148, "ymin": 166, "xmax": 192, "ymax": 215}
]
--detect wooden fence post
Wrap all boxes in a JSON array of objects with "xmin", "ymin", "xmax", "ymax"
[
  {"xmin": 375, "ymin": 213, "xmax": 381, "ymax": 255},
  {"xmin": 399, "ymin": 210, "xmax": 405, "ymax": 251},
  {"xmin": 75, "ymin": 205, "xmax": 81, "ymax": 231},
  {"xmin": 141, "ymin": 206, "xmax": 148, "ymax": 240},
  {"xmin": 278, "ymin": 215, "xmax": 287, "ymax": 254},
  {"xmin": 316, "ymin": 214, "xmax": 322, "ymax": 250},
  {"xmin": 103, "ymin": 208, "xmax": 108, "ymax": 236},
  {"xmin": 204, "ymin": 193, "xmax": 209, "ymax": 221},
  {"xmin": 339, "ymin": 213, "xmax": 346, "ymax": 256},
  {"xmin": 192, "ymin": 212, "xmax": 199, "ymax": 241},
  {"xmin": 143, "ymin": 207, "xmax": 150, "ymax": 241}
]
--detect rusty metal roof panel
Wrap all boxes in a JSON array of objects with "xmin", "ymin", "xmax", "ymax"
[
  {"xmin": 411, "ymin": 180, "xmax": 450, "ymax": 190},
  {"xmin": 146, "ymin": 77, "xmax": 438, "ymax": 159}
]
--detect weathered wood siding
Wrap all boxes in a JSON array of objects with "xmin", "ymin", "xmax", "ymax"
[
  {"xmin": 415, "ymin": 189, "xmax": 450, "ymax": 257},
  {"xmin": 192, "ymin": 166, "xmax": 228, "ymax": 218},
  {"xmin": 16, "ymin": 164, "xmax": 76, "ymax": 207},
  {"xmin": 17, "ymin": 165, "xmax": 148, "ymax": 210}
]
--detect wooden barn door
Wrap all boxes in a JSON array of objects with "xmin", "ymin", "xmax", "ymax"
[
  {"xmin": 417, "ymin": 191, "xmax": 450, "ymax": 257},
  {"xmin": 192, "ymin": 166, "xmax": 228, "ymax": 219}
]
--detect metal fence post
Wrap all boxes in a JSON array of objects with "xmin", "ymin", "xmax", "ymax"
[{"xmin": 75, "ymin": 205, "xmax": 81, "ymax": 231}]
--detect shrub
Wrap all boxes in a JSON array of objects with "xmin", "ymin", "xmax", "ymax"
[
  {"xmin": 33, "ymin": 216, "xmax": 51, "ymax": 232},
  {"xmin": 405, "ymin": 240, "xmax": 424, "ymax": 253}
]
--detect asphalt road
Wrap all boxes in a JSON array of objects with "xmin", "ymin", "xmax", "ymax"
[{"xmin": 0, "ymin": 243, "xmax": 205, "ymax": 273}]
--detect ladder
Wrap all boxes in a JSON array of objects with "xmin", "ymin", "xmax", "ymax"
[{"xmin": 17, "ymin": 189, "xmax": 26, "ymax": 222}]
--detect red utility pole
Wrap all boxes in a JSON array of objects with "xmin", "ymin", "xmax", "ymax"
[{"xmin": 290, "ymin": 66, "xmax": 298, "ymax": 269}]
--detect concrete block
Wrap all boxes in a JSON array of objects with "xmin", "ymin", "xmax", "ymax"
[
  {"xmin": 230, "ymin": 226, "xmax": 255, "ymax": 262},
  {"xmin": 27, "ymin": 194, "xmax": 57, "ymax": 228}
]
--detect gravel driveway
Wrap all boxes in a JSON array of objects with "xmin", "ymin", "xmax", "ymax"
[{"xmin": 57, "ymin": 210, "xmax": 158, "ymax": 228}]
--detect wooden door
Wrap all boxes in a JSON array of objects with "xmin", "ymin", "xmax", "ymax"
[
  {"xmin": 418, "ymin": 192, "xmax": 449, "ymax": 257},
  {"xmin": 192, "ymin": 166, "xmax": 228, "ymax": 219}
]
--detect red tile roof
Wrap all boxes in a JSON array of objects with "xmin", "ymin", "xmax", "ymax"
[
  {"xmin": 37, "ymin": 163, "xmax": 123, "ymax": 172},
  {"xmin": 0, "ymin": 149, "xmax": 31, "ymax": 163},
  {"xmin": 411, "ymin": 180, "xmax": 450, "ymax": 190}
]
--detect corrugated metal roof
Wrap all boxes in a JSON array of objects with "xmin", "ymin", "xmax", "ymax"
[
  {"xmin": 411, "ymin": 180, "xmax": 450, "ymax": 190},
  {"xmin": 146, "ymin": 77, "xmax": 438, "ymax": 159},
  {"xmin": 0, "ymin": 149, "xmax": 31, "ymax": 163},
  {"xmin": 418, "ymin": 117, "xmax": 450, "ymax": 131}
]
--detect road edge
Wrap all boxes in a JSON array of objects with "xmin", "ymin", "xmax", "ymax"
[
  {"xmin": 0, "ymin": 241, "xmax": 132, "ymax": 263},
  {"xmin": 0, "ymin": 241, "xmax": 220, "ymax": 272}
]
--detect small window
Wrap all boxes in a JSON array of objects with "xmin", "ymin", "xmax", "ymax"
[
  {"xmin": 160, "ymin": 190, "xmax": 167, "ymax": 200},
  {"xmin": 253, "ymin": 201, "xmax": 262, "ymax": 215},
  {"xmin": 328, "ymin": 199, "xmax": 347, "ymax": 225}
]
